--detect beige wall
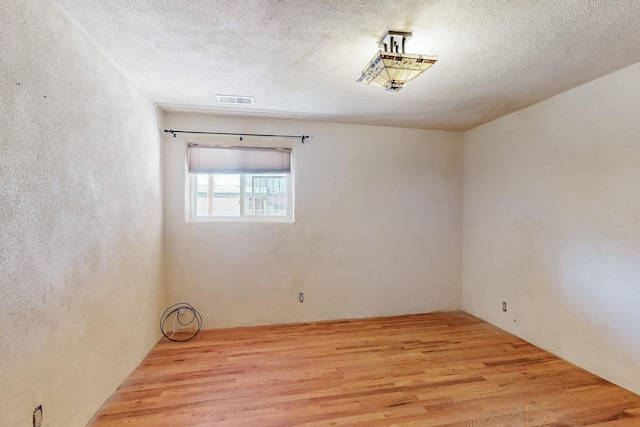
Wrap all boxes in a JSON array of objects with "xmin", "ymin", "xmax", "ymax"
[
  {"xmin": 0, "ymin": 1, "xmax": 164, "ymax": 426},
  {"xmin": 463, "ymin": 62, "xmax": 640, "ymax": 395},
  {"xmin": 161, "ymin": 112, "xmax": 463, "ymax": 328}
]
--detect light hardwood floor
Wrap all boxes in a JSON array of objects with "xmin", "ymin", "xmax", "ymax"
[{"xmin": 89, "ymin": 311, "xmax": 640, "ymax": 426}]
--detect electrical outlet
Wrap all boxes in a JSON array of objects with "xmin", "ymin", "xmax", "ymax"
[
  {"xmin": 33, "ymin": 405, "xmax": 43, "ymax": 427},
  {"xmin": 299, "ymin": 292, "xmax": 304, "ymax": 303},
  {"xmin": 502, "ymin": 301, "xmax": 507, "ymax": 312}
]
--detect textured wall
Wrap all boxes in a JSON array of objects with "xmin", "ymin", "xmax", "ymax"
[
  {"xmin": 463, "ymin": 62, "xmax": 640, "ymax": 395},
  {"xmin": 0, "ymin": 1, "xmax": 164, "ymax": 426},
  {"xmin": 161, "ymin": 112, "xmax": 463, "ymax": 328}
]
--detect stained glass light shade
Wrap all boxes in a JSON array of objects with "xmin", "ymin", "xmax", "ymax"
[{"xmin": 357, "ymin": 51, "xmax": 438, "ymax": 92}]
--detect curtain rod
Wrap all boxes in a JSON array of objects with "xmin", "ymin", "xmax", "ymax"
[{"xmin": 164, "ymin": 129, "xmax": 311, "ymax": 143}]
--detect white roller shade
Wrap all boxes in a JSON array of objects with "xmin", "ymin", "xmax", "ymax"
[{"xmin": 188, "ymin": 144, "xmax": 292, "ymax": 173}]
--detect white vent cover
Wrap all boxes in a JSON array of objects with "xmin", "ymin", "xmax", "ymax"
[{"xmin": 216, "ymin": 94, "xmax": 255, "ymax": 105}]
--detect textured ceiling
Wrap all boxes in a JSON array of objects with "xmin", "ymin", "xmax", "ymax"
[{"xmin": 54, "ymin": 0, "xmax": 640, "ymax": 131}]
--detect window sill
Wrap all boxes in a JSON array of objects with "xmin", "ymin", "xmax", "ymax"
[{"xmin": 188, "ymin": 216, "xmax": 294, "ymax": 224}]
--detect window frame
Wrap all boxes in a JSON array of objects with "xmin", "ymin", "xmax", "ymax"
[
  {"xmin": 188, "ymin": 170, "xmax": 294, "ymax": 223},
  {"xmin": 186, "ymin": 144, "xmax": 295, "ymax": 223}
]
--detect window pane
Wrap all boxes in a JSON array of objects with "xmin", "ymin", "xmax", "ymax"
[
  {"xmin": 212, "ymin": 174, "xmax": 240, "ymax": 217},
  {"xmin": 194, "ymin": 174, "xmax": 241, "ymax": 217},
  {"xmin": 192, "ymin": 173, "xmax": 290, "ymax": 220},
  {"xmin": 194, "ymin": 174, "xmax": 210, "ymax": 217},
  {"xmin": 244, "ymin": 174, "xmax": 287, "ymax": 217}
]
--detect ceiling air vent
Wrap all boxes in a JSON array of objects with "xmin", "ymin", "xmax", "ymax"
[{"xmin": 216, "ymin": 95, "xmax": 255, "ymax": 105}]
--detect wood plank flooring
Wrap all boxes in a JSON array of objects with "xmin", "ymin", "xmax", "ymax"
[{"xmin": 89, "ymin": 311, "xmax": 640, "ymax": 426}]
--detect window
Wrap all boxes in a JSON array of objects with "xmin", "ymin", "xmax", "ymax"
[{"xmin": 188, "ymin": 144, "xmax": 293, "ymax": 221}]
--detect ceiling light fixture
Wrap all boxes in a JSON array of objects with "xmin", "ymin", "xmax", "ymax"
[{"xmin": 356, "ymin": 31, "xmax": 438, "ymax": 92}]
